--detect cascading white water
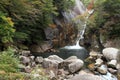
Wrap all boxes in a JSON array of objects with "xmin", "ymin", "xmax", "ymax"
[
  {"xmin": 62, "ymin": 0, "xmax": 94, "ymax": 49},
  {"xmin": 75, "ymin": 9, "xmax": 94, "ymax": 47}
]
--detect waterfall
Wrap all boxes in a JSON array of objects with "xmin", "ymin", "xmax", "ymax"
[
  {"xmin": 62, "ymin": 0, "xmax": 94, "ymax": 49},
  {"xmin": 75, "ymin": 9, "xmax": 94, "ymax": 46}
]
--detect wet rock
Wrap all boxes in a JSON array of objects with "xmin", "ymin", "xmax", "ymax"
[
  {"xmin": 95, "ymin": 58, "xmax": 103, "ymax": 66},
  {"xmin": 108, "ymin": 60, "xmax": 117, "ymax": 68},
  {"xmin": 35, "ymin": 56, "xmax": 44, "ymax": 64},
  {"xmin": 108, "ymin": 68, "xmax": 117, "ymax": 74},
  {"xmin": 100, "ymin": 72, "xmax": 117, "ymax": 80},
  {"xmin": 97, "ymin": 65, "xmax": 107, "ymax": 74},
  {"xmin": 68, "ymin": 59, "xmax": 84, "ymax": 73},
  {"xmin": 102, "ymin": 47, "xmax": 120, "ymax": 61},
  {"xmin": 19, "ymin": 56, "xmax": 30, "ymax": 65}
]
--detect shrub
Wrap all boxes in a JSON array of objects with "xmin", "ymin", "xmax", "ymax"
[{"xmin": 0, "ymin": 47, "xmax": 19, "ymax": 72}]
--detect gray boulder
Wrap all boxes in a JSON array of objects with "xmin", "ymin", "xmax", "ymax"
[
  {"xmin": 48, "ymin": 55, "xmax": 63, "ymax": 63},
  {"xmin": 42, "ymin": 58, "xmax": 59, "ymax": 69},
  {"xmin": 19, "ymin": 56, "xmax": 30, "ymax": 65},
  {"xmin": 59, "ymin": 56, "xmax": 84, "ymax": 73},
  {"xmin": 68, "ymin": 59, "xmax": 84, "ymax": 73},
  {"xmin": 102, "ymin": 47, "xmax": 120, "ymax": 61},
  {"xmin": 42, "ymin": 55, "xmax": 63, "ymax": 69}
]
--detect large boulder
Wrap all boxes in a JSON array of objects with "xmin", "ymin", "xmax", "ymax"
[
  {"xmin": 102, "ymin": 47, "xmax": 120, "ymax": 61},
  {"xmin": 48, "ymin": 55, "xmax": 63, "ymax": 62},
  {"xmin": 59, "ymin": 56, "xmax": 84, "ymax": 73},
  {"xmin": 19, "ymin": 56, "xmax": 31, "ymax": 65},
  {"xmin": 42, "ymin": 58, "xmax": 58, "ymax": 69},
  {"xmin": 42, "ymin": 55, "xmax": 63, "ymax": 69},
  {"xmin": 68, "ymin": 59, "xmax": 84, "ymax": 73}
]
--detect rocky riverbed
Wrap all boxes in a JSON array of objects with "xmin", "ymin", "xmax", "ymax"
[{"xmin": 19, "ymin": 47, "xmax": 120, "ymax": 80}]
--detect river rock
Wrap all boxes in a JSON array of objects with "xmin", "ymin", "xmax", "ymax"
[
  {"xmin": 108, "ymin": 68, "xmax": 117, "ymax": 74},
  {"xmin": 88, "ymin": 63, "xmax": 95, "ymax": 71},
  {"xmin": 95, "ymin": 58, "xmax": 103, "ymax": 66},
  {"xmin": 48, "ymin": 55, "xmax": 63, "ymax": 63},
  {"xmin": 89, "ymin": 51, "xmax": 98, "ymax": 57},
  {"xmin": 20, "ymin": 50, "xmax": 31, "ymax": 56},
  {"xmin": 19, "ymin": 56, "xmax": 30, "ymax": 65},
  {"xmin": 42, "ymin": 58, "xmax": 59, "ymax": 69},
  {"xmin": 97, "ymin": 65, "xmax": 107, "ymax": 74},
  {"xmin": 35, "ymin": 56, "xmax": 44, "ymax": 64},
  {"xmin": 31, "ymin": 62, "xmax": 36, "ymax": 67},
  {"xmin": 29, "ymin": 56, "xmax": 35, "ymax": 61},
  {"xmin": 24, "ymin": 66, "xmax": 32, "ymax": 73},
  {"xmin": 102, "ymin": 47, "xmax": 120, "ymax": 61},
  {"xmin": 108, "ymin": 60, "xmax": 117, "ymax": 68},
  {"xmin": 68, "ymin": 59, "xmax": 84, "ymax": 73}
]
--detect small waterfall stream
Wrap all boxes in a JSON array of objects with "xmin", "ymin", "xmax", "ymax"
[{"xmin": 62, "ymin": 0, "xmax": 94, "ymax": 49}]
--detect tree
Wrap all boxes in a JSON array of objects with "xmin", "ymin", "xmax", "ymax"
[{"xmin": 0, "ymin": 12, "xmax": 15, "ymax": 43}]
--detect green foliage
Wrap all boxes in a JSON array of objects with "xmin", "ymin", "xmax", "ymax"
[
  {"xmin": 54, "ymin": 0, "xmax": 75, "ymax": 11},
  {"xmin": 0, "ymin": 47, "xmax": 19, "ymax": 72},
  {"xmin": 81, "ymin": 0, "xmax": 91, "ymax": 6},
  {"xmin": 87, "ymin": 0, "xmax": 120, "ymax": 40},
  {"xmin": 0, "ymin": 12, "xmax": 15, "ymax": 43},
  {"xmin": 103, "ymin": 0, "xmax": 120, "ymax": 17},
  {"xmin": 0, "ymin": 0, "xmax": 76, "ymax": 45},
  {"xmin": 0, "ymin": 73, "xmax": 26, "ymax": 80}
]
